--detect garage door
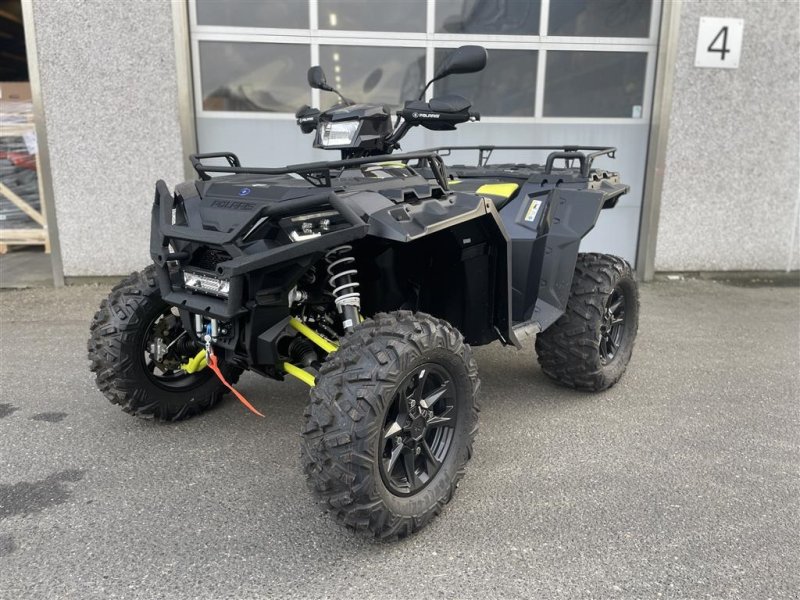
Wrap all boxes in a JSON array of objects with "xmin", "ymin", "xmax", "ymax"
[{"xmin": 188, "ymin": 0, "xmax": 662, "ymax": 264}]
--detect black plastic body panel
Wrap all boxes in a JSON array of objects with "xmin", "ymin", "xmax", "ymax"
[
  {"xmin": 149, "ymin": 168, "xmax": 515, "ymax": 370},
  {"xmin": 150, "ymin": 180, "xmax": 368, "ymax": 320},
  {"xmin": 148, "ymin": 144, "xmax": 628, "ymax": 375},
  {"xmin": 430, "ymin": 147, "xmax": 630, "ymax": 332}
]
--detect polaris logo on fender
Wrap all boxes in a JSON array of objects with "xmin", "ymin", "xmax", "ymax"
[
  {"xmin": 412, "ymin": 112, "xmax": 440, "ymax": 119},
  {"xmin": 210, "ymin": 200, "xmax": 255, "ymax": 211}
]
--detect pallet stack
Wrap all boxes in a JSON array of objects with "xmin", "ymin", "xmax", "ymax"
[{"xmin": 0, "ymin": 83, "xmax": 48, "ymax": 255}]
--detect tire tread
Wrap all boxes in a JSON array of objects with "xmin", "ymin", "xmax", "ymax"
[
  {"xmin": 87, "ymin": 265, "xmax": 241, "ymax": 421},
  {"xmin": 301, "ymin": 311, "xmax": 480, "ymax": 539},
  {"xmin": 535, "ymin": 253, "xmax": 638, "ymax": 392}
]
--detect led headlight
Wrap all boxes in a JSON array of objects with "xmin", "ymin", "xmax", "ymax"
[
  {"xmin": 183, "ymin": 270, "xmax": 230, "ymax": 298},
  {"xmin": 318, "ymin": 121, "xmax": 360, "ymax": 147}
]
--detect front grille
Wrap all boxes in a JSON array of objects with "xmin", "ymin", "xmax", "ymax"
[{"xmin": 190, "ymin": 247, "xmax": 231, "ymax": 272}]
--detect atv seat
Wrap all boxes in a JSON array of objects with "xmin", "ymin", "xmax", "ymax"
[{"xmin": 449, "ymin": 179, "xmax": 520, "ymax": 210}]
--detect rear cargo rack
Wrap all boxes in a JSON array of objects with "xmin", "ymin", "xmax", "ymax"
[
  {"xmin": 189, "ymin": 150, "xmax": 451, "ymax": 191},
  {"xmin": 429, "ymin": 145, "xmax": 617, "ymax": 177}
]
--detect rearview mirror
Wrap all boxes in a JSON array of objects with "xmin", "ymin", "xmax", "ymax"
[
  {"xmin": 307, "ymin": 66, "xmax": 332, "ymax": 91},
  {"xmin": 433, "ymin": 45, "xmax": 488, "ymax": 80}
]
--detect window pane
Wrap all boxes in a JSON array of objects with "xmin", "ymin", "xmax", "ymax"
[
  {"xmin": 319, "ymin": 46, "xmax": 425, "ymax": 109},
  {"xmin": 434, "ymin": 49, "xmax": 537, "ymax": 117},
  {"xmin": 544, "ymin": 51, "xmax": 647, "ymax": 118},
  {"xmin": 435, "ymin": 0, "xmax": 540, "ymax": 34},
  {"xmin": 199, "ymin": 42, "xmax": 310, "ymax": 113},
  {"xmin": 319, "ymin": 0, "xmax": 426, "ymax": 32},
  {"xmin": 548, "ymin": 0, "xmax": 651, "ymax": 38},
  {"xmin": 195, "ymin": 0, "xmax": 309, "ymax": 29}
]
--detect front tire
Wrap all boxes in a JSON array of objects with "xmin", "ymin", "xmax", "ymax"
[
  {"xmin": 535, "ymin": 253, "xmax": 639, "ymax": 392},
  {"xmin": 301, "ymin": 311, "xmax": 480, "ymax": 539},
  {"xmin": 87, "ymin": 265, "xmax": 242, "ymax": 421}
]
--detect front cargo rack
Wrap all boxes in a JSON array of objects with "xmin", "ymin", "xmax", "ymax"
[
  {"xmin": 429, "ymin": 145, "xmax": 618, "ymax": 177},
  {"xmin": 189, "ymin": 150, "xmax": 451, "ymax": 191}
]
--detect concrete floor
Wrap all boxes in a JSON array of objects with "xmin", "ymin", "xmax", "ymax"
[
  {"xmin": 0, "ymin": 280, "xmax": 798, "ymax": 599},
  {"xmin": 0, "ymin": 248, "xmax": 53, "ymax": 288}
]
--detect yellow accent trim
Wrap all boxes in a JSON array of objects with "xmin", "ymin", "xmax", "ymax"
[
  {"xmin": 375, "ymin": 161, "xmax": 407, "ymax": 168},
  {"xmin": 475, "ymin": 183, "xmax": 519, "ymax": 199},
  {"xmin": 283, "ymin": 362, "xmax": 316, "ymax": 387},
  {"xmin": 449, "ymin": 179, "xmax": 462, "ymax": 184},
  {"xmin": 180, "ymin": 349, "xmax": 207, "ymax": 374},
  {"xmin": 288, "ymin": 317, "xmax": 338, "ymax": 354}
]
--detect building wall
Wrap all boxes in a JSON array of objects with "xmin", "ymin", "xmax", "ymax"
[
  {"xmin": 32, "ymin": 0, "xmax": 185, "ymax": 276},
  {"xmin": 29, "ymin": 0, "xmax": 800, "ymax": 276},
  {"xmin": 655, "ymin": 0, "xmax": 800, "ymax": 271}
]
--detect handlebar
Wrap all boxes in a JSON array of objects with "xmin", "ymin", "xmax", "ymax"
[{"xmin": 395, "ymin": 107, "xmax": 475, "ymax": 128}]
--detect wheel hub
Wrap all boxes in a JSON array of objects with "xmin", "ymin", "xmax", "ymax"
[
  {"xmin": 142, "ymin": 308, "xmax": 205, "ymax": 387},
  {"xmin": 379, "ymin": 363, "xmax": 458, "ymax": 496},
  {"xmin": 408, "ymin": 415, "xmax": 427, "ymax": 440},
  {"xmin": 599, "ymin": 286, "xmax": 627, "ymax": 365}
]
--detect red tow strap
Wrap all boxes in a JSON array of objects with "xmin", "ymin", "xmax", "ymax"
[{"xmin": 207, "ymin": 353, "xmax": 265, "ymax": 418}]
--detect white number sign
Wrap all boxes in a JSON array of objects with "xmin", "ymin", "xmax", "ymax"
[{"xmin": 695, "ymin": 17, "xmax": 744, "ymax": 69}]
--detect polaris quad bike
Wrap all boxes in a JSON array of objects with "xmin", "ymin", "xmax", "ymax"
[{"xmin": 89, "ymin": 46, "xmax": 638, "ymax": 539}]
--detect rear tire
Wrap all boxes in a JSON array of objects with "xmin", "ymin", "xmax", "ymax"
[
  {"xmin": 87, "ymin": 265, "xmax": 242, "ymax": 421},
  {"xmin": 301, "ymin": 311, "xmax": 480, "ymax": 539},
  {"xmin": 535, "ymin": 253, "xmax": 639, "ymax": 392}
]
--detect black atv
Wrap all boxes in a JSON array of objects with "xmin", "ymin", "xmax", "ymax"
[{"xmin": 88, "ymin": 46, "xmax": 638, "ymax": 539}]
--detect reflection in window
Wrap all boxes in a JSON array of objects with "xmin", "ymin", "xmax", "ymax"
[
  {"xmin": 435, "ymin": 0, "xmax": 540, "ymax": 34},
  {"xmin": 319, "ymin": 46, "xmax": 425, "ymax": 109},
  {"xmin": 195, "ymin": 0, "xmax": 309, "ymax": 29},
  {"xmin": 548, "ymin": 0, "xmax": 651, "ymax": 38},
  {"xmin": 319, "ymin": 0, "xmax": 426, "ymax": 32},
  {"xmin": 199, "ymin": 42, "xmax": 310, "ymax": 113},
  {"xmin": 434, "ymin": 49, "xmax": 536, "ymax": 117},
  {"xmin": 544, "ymin": 51, "xmax": 647, "ymax": 118}
]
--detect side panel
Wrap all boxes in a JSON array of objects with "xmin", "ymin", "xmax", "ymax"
[
  {"xmin": 502, "ymin": 187, "xmax": 607, "ymax": 330},
  {"xmin": 498, "ymin": 183, "xmax": 551, "ymax": 324},
  {"xmin": 354, "ymin": 193, "xmax": 514, "ymax": 346}
]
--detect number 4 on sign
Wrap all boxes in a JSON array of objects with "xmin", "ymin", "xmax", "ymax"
[
  {"xmin": 708, "ymin": 26, "xmax": 729, "ymax": 60},
  {"xmin": 695, "ymin": 17, "xmax": 744, "ymax": 69}
]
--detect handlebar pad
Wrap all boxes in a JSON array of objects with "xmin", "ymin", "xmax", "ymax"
[{"xmin": 399, "ymin": 94, "xmax": 473, "ymax": 131}]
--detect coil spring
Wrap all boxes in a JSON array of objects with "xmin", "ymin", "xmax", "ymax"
[{"xmin": 325, "ymin": 245, "xmax": 360, "ymax": 312}]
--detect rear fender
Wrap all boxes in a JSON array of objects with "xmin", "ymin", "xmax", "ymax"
[{"xmin": 522, "ymin": 187, "xmax": 608, "ymax": 331}]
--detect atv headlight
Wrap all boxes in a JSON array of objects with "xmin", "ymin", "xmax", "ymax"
[
  {"xmin": 183, "ymin": 270, "xmax": 230, "ymax": 298},
  {"xmin": 318, "ymin": 121, "xmax": 360, "ymax": 147}
]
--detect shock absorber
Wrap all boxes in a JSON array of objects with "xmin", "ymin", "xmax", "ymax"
[{"xmin": 325, "ymin": 244, "xmax": 360, "ymax": 331}]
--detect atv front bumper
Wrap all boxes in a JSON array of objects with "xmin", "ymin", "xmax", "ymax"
[{"xmin": 149, "ymin": 180, "xmax": 368, "ymax": 319}]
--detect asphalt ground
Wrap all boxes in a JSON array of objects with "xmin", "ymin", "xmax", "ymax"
[{"xmin": 0, "ymin": 279, "xmax": 797, "ymax": 599}]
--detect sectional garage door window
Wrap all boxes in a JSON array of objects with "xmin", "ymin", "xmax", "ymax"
[{"xmin": 190, "ymin": 0, "xmax": 659, "ymax": 122}]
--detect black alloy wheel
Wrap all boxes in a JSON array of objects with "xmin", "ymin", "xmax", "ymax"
[
  {"xmin": 141, "ymin": 307, "xmax": 209, "ymax": 390},
  {"xmin": 534, "ymin": 253, "xmax": 639, "ymax": 392},
  {"xmin": 599, "ymin": 286, "xmax": 627, "ymax": 364},
  {"xmin": 380, "ymin": 363, "xmax": 458, "ymax": 496},
  {"xmin": 302, "ymin": 311, "xmax": 480, "ymax": 539},
  {"xmin": 88, "ymin": 265, "xmax": 243, "ymax": 421}
]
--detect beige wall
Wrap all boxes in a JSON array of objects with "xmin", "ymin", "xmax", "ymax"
[
  {"xmin": 32, "ymin": 0, "xmax": 185, "ymax": 276},
  {"xmin": 655, "ymin": 0, "xmax": 800, "ymax": 271}
]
